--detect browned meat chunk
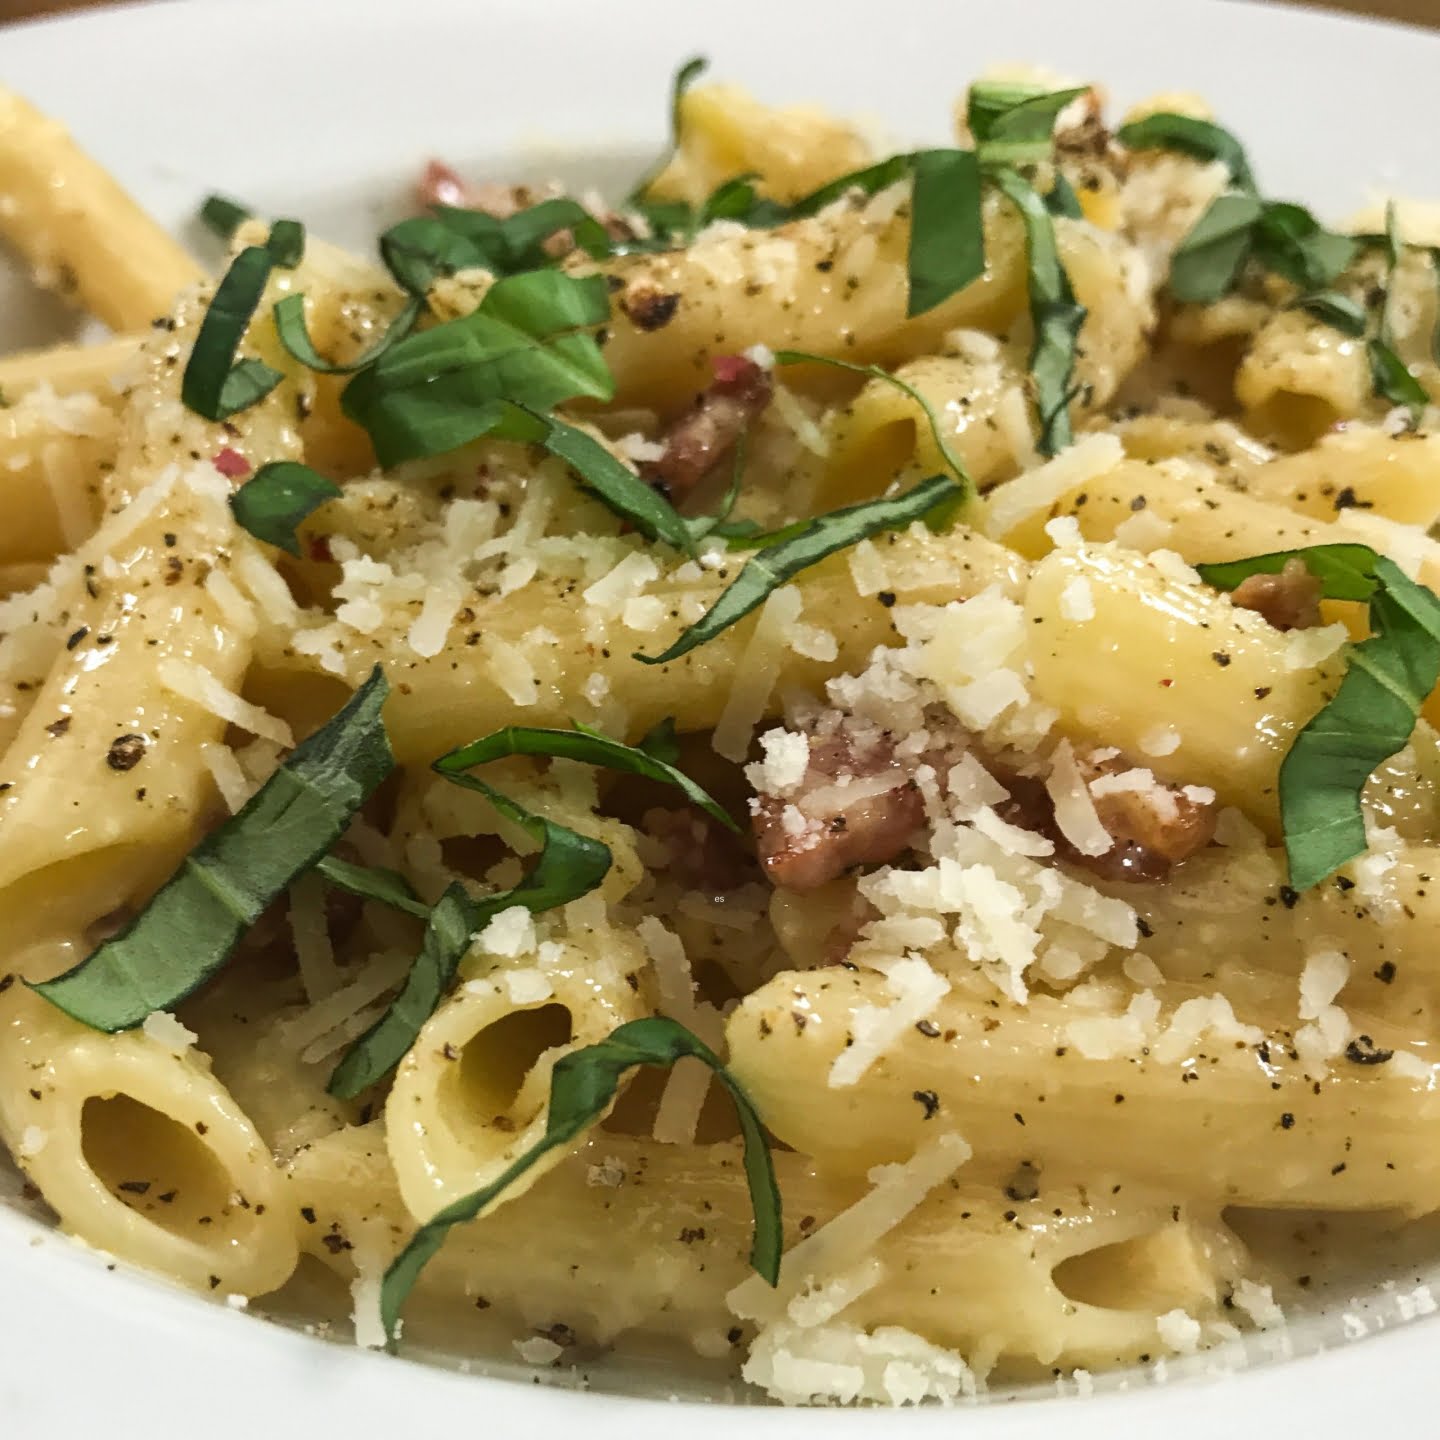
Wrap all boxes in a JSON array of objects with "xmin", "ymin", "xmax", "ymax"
[
  {"xmin": 1230, "ymin": 558, "xmax": 1323, "ymax": 632},
  {"xmin": 641, "ymin": 354, "xmax": 773, "ymax": 500},
  {"xmin": 1074, "ymin": 752, "xmax": 1218, "ymax": 881},
  {"xmin": 752, "ymin": 733, "xmax": 924, "ymax": 891},
  {"xmin": 995, "ymin": 753, "xmax": 1216, "ymax": 883}
]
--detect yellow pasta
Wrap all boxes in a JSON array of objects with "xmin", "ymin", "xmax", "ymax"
[
  {"xmin": 0, "ymin": 88, "xmax": 203, "ymax": 331},
  {"xmin": 5, "ymin": 61, "xmax": 1440, "ymax": 1409}
]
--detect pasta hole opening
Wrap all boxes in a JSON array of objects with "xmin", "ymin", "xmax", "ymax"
[
  {"xmin": 240, "ymin": 666, "xmax": 352, "ymax": 752},
  {"xmin": 81, "ymin": 1095, "xmax": 237, "ymax": 1238},
  {"xmin": 1051, "ymin": 1224, "xmax": 1223, "ymax": 1313},
  {"xmin": 457, "ymin": 1003, "xmax": 573, "ymax": 1121},
  {"xmin": 1244, "ymin": 393, "xmax": 1341, "ymax": 451}
]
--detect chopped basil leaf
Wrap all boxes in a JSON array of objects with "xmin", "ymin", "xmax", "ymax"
[
  {"xmin": 699, "ymin": 173, "xmax": 787, "ymax": 229},
  {"xmin": 967, "ymin": 82, "xmax": 1087, "ymax": 168},
  {"xmin": 634, "ymin": 473, "xmax": 961, "ymax": 666},
  {"xmin": 784, "ymin": 153, "xmax": 917, "ymax": 221},
  {"xmin": 266, "ymin": 219, "xmax": 305, "ymax": 270},
  {"xmin": 198, "ymin": 194, "xmax": 254, "ymax": 241},
  {"xmin": 1369, "ymin": 203, "xmax": 1429, "ymax": 423},
  {"xmin": 434, "ymin": 723, "xmax": 739, "ymax": 832},
  {"xmin": 487, "ymin": 403, "xmax": 696, "ymax": 553},
  {"xmin": 627, "ymin": 56, "xmax": 708, "ymax": 206},
  {"xmin": 1168, "ymin": 192, "xmax": 1263, "ymax": 304},
  {"xmin": 327, "ymin": 778, "xmax": 611, "ymax": 1099},
  {"xmin": 636, "ymin": 715, "xmax": 681, "ymax": 766},
  {"xmin": 907, "ymin": 150, "xmax": 985, "ymax": 317},
  {"xmin": 181, "ymin": 244, "xmax": 285, "ymax": 422},
  {"xmin": 1114, "ymin": 112, "xmax": 1256, "ymax": 192},
  {"xmin": 379, "ymin": 1015, "xmax": 781, "ymax": 1345},
  {"xmin": 230, "ymin": 461, "xmax": 341, "ymax": 557},
  {"xmin": 989, "ymin": 167, "xmax": 1086, "ymax": 454},
  {"xmin": 1367, "ymin": 339, "xmax": 1428, "ymax": 422},
  {"xmin": 771, "ymin": 350, "xmax": 973, "ymax": 496},
  {"xmin": 340, "ymin": 270, "xmax": 613, "ymax": 466},
  {"xmin": 380, "ymin": 199, "xmax": 597, "ymax": 294},
  {"xmin": 32, "ymin": 670, "xmax": 394, "ymax": 1030},
  {"xmin": 1292, "ymin": 291, "xmax": 1368, "ymax": 337},
  {"xmin": 1197, "ymin": 544, "xmax": 1440, "ymax": 890},
  {"xmin": 1251, "ymin": 203, "xmax": 1355, "ymax": 292},
  {"xmin": 314, "ymin": 855, "xmax": 430, "ymax": 920},
  {"xmin": 379, "ymin": 215, "xmax": 492, "ymax": 296},
  {"xmin": 1045, "ymin": 173, "xmax": 1083, "ymax": 219},
  {"xmin": 327, "ymin": 883, "xmax": 474, "ymax": 1100},
  {"xmin": 273, "ymin": 292, "xmax": 423, "ymax": 375}
]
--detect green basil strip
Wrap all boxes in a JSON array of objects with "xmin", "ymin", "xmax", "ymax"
[
  {"xmin": 230, "ymin": 461, "xmax": 342, "ymax": 556},
  {"xmin": 488, "ymin": 403, "xmax": 695, "ymax": 553},
  {"xmin": 1114, "ymin": 112, "xmax": 1257, "ymax": 192},
  {"xmin": 1252, "ymin": 203, "xmax": 1355, "ymax": 292},
  {"xmin": 637, "ymin": 715, "xmax": 681, "ymax": 766},
  {"xmin": 967, "ymin": 82, "xmax": 1088, "ymax": 168},
  {"xmin": 325, "ymin": 884, "xmax": 474, "ymax": 1100},
  {"xmin": 379, "ymin": 215, "xmax": 492, "ymax": 296},
  {"xmin": 772, "ymin": 350, "xmax": 973, "ymax": 496},
  {"xmin": 627, "ymin": 56, "xmax": 708, "ymax": 206},
  {"xmin": 327, "ymin": 778, "xmax": 611, "ymax": 1099},
  {"xmin": 1197, "ymin": 544, "xmax": 1440, "ymax": 890},
  {"xmin": 380, "ymin": 199, "xmax": 598, "ymax": 293},
  {"xmin": 32, "ymin": 670, "xmax": 394, "ymax": 1030},
  {"xmin": 1368, "ymin": 340, "xmax": 1429, "ymax": 421},
  {"xmin": 314, "ymin": 856, "xmax": 430, "ymax": 920},
  {"xmin": 1168, "ymin": 192, "xmax": 1263, "ymax": 304},
  {"xmin": 181, "ymin": 244, "xmax": 285, "ymax": 422},
  {"xmin": 379, "ymin": 1014, "xmax": 781, "ymax": 1344},
  {"xmin": 907, "ymin": 150, "xmax": 985, "ymax": 317},
  {"xmin": 1368, "ymin": 203, "xmax": 1429, "ymax": 423},
  {"xmin": 273, "ymin": 292, "xmax": 424, "ymax": 376},
  {"xmin": 199, "ymin": 194, "xmax": 253, "ymax": 241},
  {"xmin": 341, "ymin": 270, "xmax": 613, "ymax": 467},
  {"xmin": 989, "ymin": 167, "xmax": 1086, "ymax": 455},
  {"xmin": 266, "ymin": 219, "xmax": 305, "ymax": 270},
  {"xmin": 1293, "ymin": 291, "xmax": 1368, "ymax": 337},
  {"xmin": 435, "ymin": 723, "xmax": 739, "ymax": 833},
  {"xmin": 1045, "ymin": 173, "xmax": 1083, "ymax": 220},
  {"xmin": 634, "ymin": 473, "xmax": 961, "ymax": 666},
  {"xmin": 784, "ymin": 153, "xmax": 917, "ymax": 222}
]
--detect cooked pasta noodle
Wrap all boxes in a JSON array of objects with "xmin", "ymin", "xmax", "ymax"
[{"xmin": 3, "ymin": 61, "xmax": 1440, "ymax": 1410}]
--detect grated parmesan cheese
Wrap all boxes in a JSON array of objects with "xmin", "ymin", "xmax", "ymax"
[
  {"xmin": 728, "ymin": 1130, "xmax": 971, "ymax": 1325},
  {"xmin": 1046, "ymin": 740, "xmax": 1112, "ymax": 857},
  {"xmin": 1156, "ymin": 1308, "xmax": 1201, "ymax": 1354},
  {"xmin": 742, "ymin": 1321, "xmax": 976, "ymax": 1406},
  {"xmin": 829, "ymin": 956, "xmax": 950, "ymax": 1087},
  {"xmin": 476, "ymin": 905, "xmax": 537, "ymax": 959},
  {"xmin": 156, "ymin": 659, "xmax": 294, "ymax": 747},
  {"xmin": 140, "ymin": 1010, "xmax": 198, "ymax": 1055}
]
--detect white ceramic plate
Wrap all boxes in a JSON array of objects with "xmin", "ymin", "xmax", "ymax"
[{"xmin": 5, "ymin": 0, "xmax": 1440, "ymax": 1431}]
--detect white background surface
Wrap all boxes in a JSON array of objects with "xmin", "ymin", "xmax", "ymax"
[{"xmin": 3, "ymin": 0, "xmax": 1440, "ymax": 1431}]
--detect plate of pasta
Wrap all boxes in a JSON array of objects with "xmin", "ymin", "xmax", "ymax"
[{"xmin": 6, "ymin": 0, "xmax": 1440, "ymax": 1430}]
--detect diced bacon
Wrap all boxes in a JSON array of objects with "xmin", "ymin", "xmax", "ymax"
[
  {"xmin": 643, "ymin": 806, "xmax": 753, "ymax": 895},
  {"xmin": 1073, "ymin": 751, "xmax": 1217, "ymax": 881},
  {"xmin": 642, "ymin": 355, "xmax": 774, "ymax": 500},
  {"xmin": 1229, "ymin": 558, "xmax": 1323, "ymax": 632},
  {"xmin": 415, "ymin": 160, "xmax": 471, "ymax": 210},
  {"xmin": 212, "ymin": 447, "xmax": 251, "ymax": 479},
  {"xmin": 753, "ymin": 732, "xmax": 924, "ymax": 891},
  {"xmin": 996, "ymin": 751, "xmax": 1216, "ymax": 883}
]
